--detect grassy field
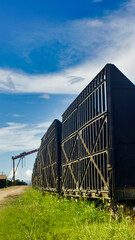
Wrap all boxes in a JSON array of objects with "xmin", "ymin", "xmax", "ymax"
[{"xmin": 0, "ymin": 187, "xmax": 135, "ymax": 240}]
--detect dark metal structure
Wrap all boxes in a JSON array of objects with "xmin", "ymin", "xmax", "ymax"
[
  {"xmin": 32, "ymin": 63, "xmax": 135, "ymax": 207},
  {"xmin": 61, "ymin": 64, "xmax": 135, "ymax": 202},
  {"xmin": 32, "ymin": 120, "xmax": 62, "ymax": 192},
  {"xmin": 32, "ymin": 154, "xmax": 41, "ymax": 188}
]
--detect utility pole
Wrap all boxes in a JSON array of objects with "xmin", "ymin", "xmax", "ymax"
[{"xmin": 13, "ymin": 158, "xmax": 15, "ymax": 183}]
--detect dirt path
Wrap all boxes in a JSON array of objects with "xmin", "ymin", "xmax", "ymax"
[{"xmin": 0, "ymin": 185, "xmax": 29, "ymax": 204}]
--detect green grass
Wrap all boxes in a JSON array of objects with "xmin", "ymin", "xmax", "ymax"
[{"xmin": 0, "ymin": 187, "xmax": 135, "ymax": 240}]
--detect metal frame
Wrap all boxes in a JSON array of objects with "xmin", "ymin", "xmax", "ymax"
[
  {"xmin": 61, "ymin": 64, "xmax": 135, "ymax": 201},
  {"xmin": 32, "ymin": 120, "xmax": 61, "ymax": 193},
  {"xmin": 32, "ymin": 64, "xmax": 135, "ymax": 203},
  {"xmin": 61, "ymin": 66, "xmax": 109, "ymax": 198}
]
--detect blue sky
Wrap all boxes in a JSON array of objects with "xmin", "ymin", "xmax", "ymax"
[{"xmin": 0, "ymin": 0, "xmax": 135, "ymax": 182}]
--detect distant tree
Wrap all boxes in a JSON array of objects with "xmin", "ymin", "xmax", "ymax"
[
  {"xmin": 15, "ymin": 179, "xmax": 27, "ymax": 185},
  {"xmin": 6, "ymin": 179, "xmax": 27, "ymax": 186},
  {"xmin": 6, "ymin": 179, "xmax": 12, "ymax": 187}
]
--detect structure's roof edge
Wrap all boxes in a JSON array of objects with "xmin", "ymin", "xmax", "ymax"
[
  {"xmin": 0, "ymin": 175, "xmax": 7, "ymax": 179},
  {"xmin": 62, "ymin": 63, "xmax": 134, "ymax": 119},
  {"xmin": 62, "ymin": 63, "xmax": 110, "ymax": 117}
]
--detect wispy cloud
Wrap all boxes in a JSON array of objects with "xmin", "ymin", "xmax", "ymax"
[
  {"xmin": 0, "ymin": 121, "xmax": 51, "ymax": 152},
  {"xmin": 12, "ymin": 114, "xmax": 24, "ymax": 118},
  {"xmin": 0, "ymin": 0, "xmax": 135, "ymax": 94},
  {"xmin": 39, "ymin": 94, "xmax": 50, "ymax": 99},
  {"xmin": 68, "ymin": 76, "xmax": 85, "ymax": 85},
  {"xmin": 0, "ymin": 67, "xmax": 90, "ymax": 94}
]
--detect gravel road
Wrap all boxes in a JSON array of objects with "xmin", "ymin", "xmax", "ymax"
[{"xmin": 0, "ymin": 186, "xmax": 29, "ymax": 203}]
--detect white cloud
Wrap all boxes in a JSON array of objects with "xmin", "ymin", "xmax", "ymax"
[
  {"xmin": 8, "ymin": 169, "xmax": 18, "ymax": 180},
  {"xmin": 0, "ymin": 68, "xmax": 89, "ymax": 94},
  {"xmin": 87, "ymin": 19, "xmax": 103, "ymax": 27},
  {"xmin": 8, "ymin": 168, "xmax": 32, "ymax": 181},
  {"xmin": 40, "ymin": 94, "xmax": 50, "ymax": 99},
  {"xmin": 0, "ymin": 121, "xmax": 51, "ymax": 152},
  {"xmin": 25, "ymin": 169, "xmax": 32, "ymax": 178},
  {"xmin": 12, "ymin": 114, "xmax": 24, "ymax": 118},
  {"xmin": 0, "ymin": 0, "xmax": 135, "ymax": 95}
]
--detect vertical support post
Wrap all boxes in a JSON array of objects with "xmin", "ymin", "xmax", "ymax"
[{"xmin": 12, "ymin": 158, "xmax": 15, "ymax": 184}]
